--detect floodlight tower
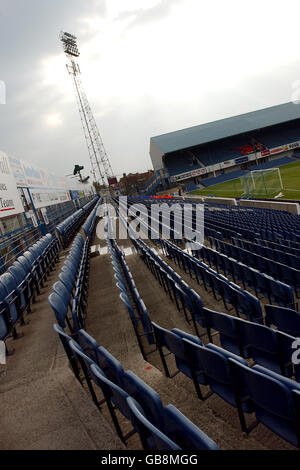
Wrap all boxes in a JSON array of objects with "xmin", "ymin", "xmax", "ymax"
[{"xmin": 60, "ymin": 31, "xmax": 114, "ymax": 186}]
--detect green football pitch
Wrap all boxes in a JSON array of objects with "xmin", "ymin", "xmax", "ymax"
[{"xmin": 190, "ymin": 160, "xmax": 300, "ymax": 200}]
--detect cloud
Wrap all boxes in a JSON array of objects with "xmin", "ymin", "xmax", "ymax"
[
  {"xmin": 114, "ymin": 0, "xmax": 185, "ymax": 32},
  {"xmin": 0, "ymin": 0, "xmax": 299, "ymax": 182}
]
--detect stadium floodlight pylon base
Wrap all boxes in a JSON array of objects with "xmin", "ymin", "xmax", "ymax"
[{"xmin": 241, "ymin": 168, "xmax": 283, "ymax": 198}]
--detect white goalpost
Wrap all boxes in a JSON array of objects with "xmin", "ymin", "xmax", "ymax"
[{"xmin": 241, "ymin": 168, "xmax": 283, "ymax": 197}]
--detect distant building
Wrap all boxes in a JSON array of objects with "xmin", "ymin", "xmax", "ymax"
[{"xmin": 119, "ymin": 170, "xmax": 154, "ymax": 195}]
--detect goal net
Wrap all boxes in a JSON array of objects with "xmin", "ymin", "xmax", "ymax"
[{"xmin": 241, "ymin": 168, "xmax": 283, "ymax": 198}]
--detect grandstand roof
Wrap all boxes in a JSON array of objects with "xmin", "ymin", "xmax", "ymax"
[{"xmin": 151, "ymin": 102, "xmax": 300, "ymax": 154}]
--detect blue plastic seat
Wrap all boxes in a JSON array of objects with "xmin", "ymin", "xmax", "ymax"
[
  {"xmin": 202, "ymin": 307, "xmax": 242, "ymax": 356},
  {"xmin": 152, "ymin": 322, "xmax": 202, "ymax": 379},
  {"xmin": 265, "ymin": 304, "xmax": 300, "ymax": 336},
  {"xmin": 48, "ymin": 292, "xmax": 78, "ymax": 332},
  {"xmin": 8, "ymin": 263, "xmax": 32, "ymax": 308},
  {"xmin": 122, "ymin": 369, "xmax": 165, "ymax": 431},
  {"xmin": 0, "ymin": 273, "xmax": 26, "ymax": 326},
  {"xmin": 127, "ymin": 396, "xmax": 219, "ymax": 450},
  {"xmin": 236, "ymin": 319, "xmax": 292, "ymax": 377},
  {"xmin": 229, "ymin": 358, "xmax": 300, "ymax": 446},
  {"xmin": 53, "ymin": 324, "xmax": 82, "ymax": 384},
  {"xmin": 95, "ymin": 346, "xmax": 125, "ymax": 388},
  {"xmin": 90, "ymin": 363, "xmax": 136, "ymax": 444},
  {"xmin": 76, "ymin": 329, "xmax": 99, "ymax": 363},
  {"xmin": 183, "ymin": 338, "xmax": 250, "ymax": 407},
  {"xmin": 126, "ymin": 397, "xmax": 181, "ymax": 450},
  {"xmin": 69, "ymin": 339, "xmax": 103, "ymax": 410}
]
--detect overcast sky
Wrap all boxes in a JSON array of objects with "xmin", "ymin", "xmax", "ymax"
[{"xmin": 1, "ymin": 0, "xmax": 300, "ymax": 180}]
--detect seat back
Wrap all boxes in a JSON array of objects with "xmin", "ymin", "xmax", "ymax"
[
  {"xmin": 152, "ymin": 322, "xmax": 185, "ymax": 361},
  {"xmin": 90, "ymin": 363, "xmax": 130, "ymax": 419},
  {"xmin": 76, "ymin": 329, "xmax": 99, "ymax": 363},
  {"xmin": 203, "ymin": 307, "xmax": 240, "ymax": 355},
  {"xmin": 122, "ymin": 370, "xmax": 164, "ymax": 430},
  {"xmin": 236, "ymin": 320, "xmax": 282, "ymax": 373},
  {"xmin": 95, "ymin": 346, "xmax": 125, "ymax": 387},
  {"xmin": 265, "ymin": 304, "xmax": 300, "ymax": 336},
  {"xmin": 48, "ymin": 292, "xmax": 69, "ymax": 329},
  {"xmin": 127, "ymin": 397, "xmax": 181, "ymax": 450},
  {"xmin": 229, "ymin": 358, "xmax": 299, "ymax": 446},
  {"xmin": 163, "ymin": 404, "xmax": 219, "ymax": 450}
]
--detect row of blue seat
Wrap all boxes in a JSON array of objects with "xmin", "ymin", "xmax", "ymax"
[
  {"xmin": 152, "ymin": 321, "xmax": 300, "ymax": 448},
  {"xmin": 153, "ymin": 241, "xmax": 300, "ymax": 382},
  {"xmin": 106, "ymin": 236, "xmax": 155, "ymax": 360},
  {"xmin": 255, "ymin": 237, "xmax": 300, "ymax": 257},
  {"xmin": 82, "ymin": 197, "xmax": 103, "ymax": 237},
  {"xmin": 49, "ymin": 232, "xmax": 92, "ymax": 334},
  {"xmin": 204, "ymin": 206, "xmax": 300, "ymax": 243},
  {"xmin": 121, "ymin": 198, "xmax": 298, "ymax": 312},
  {"xmin": 209, "ymin": 237, "xmax": 299, "ymax": 301},
  {"xmin": 53, "ymin": 323, "xmax": 219, "ymax": 450},
  {"xmin": 183, "ymin": 305, "xmax": 299, "ymax": 380},
  {"xmin": 56, "ymin": 197, "xmax": 99, "ymax": 248},
  {"xmin": 232, "ymin": 236, "xmax": 300, "ymax": 270},
  {"xmin": 0, "ymin": 233, "xmax": 60, "ymax": 354},
  {"xmin": 161, "ymin": 239, "xmax": 264, "ymax": 323},
  {"xmin": 119, "ymin": 200, "xmax": 300, "ymax": 335},
  {"xmin": 125, "ymin": 197, "xmax": 300, "ymax": 244},
  {"xmin": 134, "ymin": 237, "xmax": 206, "ymax": 329},
  {"xmin": 49, "ymin": 198, "xmax": 104, "ymax": 333},
  {"xmin": 207, "ymin": 208, "xmax": 300, "ymax": 244},
  {"xmin": 199, "ymin": 240, "xmax": 296, "ymax": 307}
]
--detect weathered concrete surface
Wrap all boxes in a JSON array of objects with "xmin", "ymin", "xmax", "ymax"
[{"xmin": 0, "ymin": 252, "xmax": 124, "ymax": 450}]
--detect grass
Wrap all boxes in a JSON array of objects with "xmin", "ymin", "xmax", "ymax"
[{"xmin": 190, "ymin": 160, "xmax": 300, "ymax": 200}]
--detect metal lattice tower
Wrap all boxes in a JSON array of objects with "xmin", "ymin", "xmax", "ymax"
[{"xmin": 60, "ymin": 31, "xmax": 114, "ymax": 186}]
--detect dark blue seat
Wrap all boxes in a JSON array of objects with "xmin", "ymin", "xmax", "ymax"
[
  {"xmin": 236, "ymin": 320, "xmax": 292, "ymax": 377},
  {"xmin": 69, "ymin": 339, "xmax": 102, "ymax": 410},
  {"xmin": 0, "ymin": 272, "xmax": 26, "ymax": 326},
  {"xmin": 126, "ymin": 397, "xmax": 180, "ymax": 450},
  {"xmin": 127, "ymin": 396, "xmax": 219, "ymax": 451},
  {"xmin": 202, "ymin": 307, "xmax": 242, "ymax": 356},
  {"xmin": 265, "ymin": 275, "xmax": 295, "ymax": 307},
  {"xmin": 265, "ymin": 304, "xmax": 300, "ymax": 336},
  {"xmin": 152, "ymin": 322, "xmax": 202, "ymax": 379},
  {"xmin": 183, "ymin": 339, "xmax": 251, "ymax": 408},
  {"xmin": 95, "ymin": 346, "xmax": 125, "ymax": 388},
  {"xmin": 48, "ymin": 292, "xmax": 78, "ymax": 333},
  {"xmin": 53, "ymin": 324, "xmax": 82, "ymax": 384},
  {"xmin": 122, "ymin": 369, "xmax": 164, "ymax": 431},
  {"xmin": 8, "ymin": 263, "xmax": 32, "ymax": 309},
  {"xmin": 90, "ymin": 362, "xmax": 159, "ymax": 445},
  {"xmin": 232, "ymin": 288, "xmax": 263, "ymax": 324},
  {"xmin": 229, "ymin": 358, "xmax": 300, "ymax": 446},
  {"xmin": 76, "ymin": 329, "xmax": 99, "ymax": 363},
  {"xmin": 59, "ymin": 271, "xmax": 75, "ymax": 293}
]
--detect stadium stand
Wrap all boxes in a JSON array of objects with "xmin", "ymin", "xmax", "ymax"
[
  {"xmin": 248, "ymin": 156, "xmax": 294, "ymax": 171},
  {"xmin": 145, "ymin": 102, "xmax": 300, "ymax": 195},
  {"xmin": 199, "ymin": 169, "xmax": 246, "ymax": 187},
  {"xmin": 3, "ymin": 190, "xmax": 300, "ymax": 450}
]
